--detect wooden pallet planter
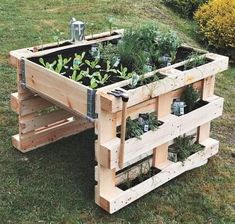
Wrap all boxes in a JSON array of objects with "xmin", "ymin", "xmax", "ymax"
[{"xmin": 9, "ymin": 30, "xmax": 228, "ymax": 213}]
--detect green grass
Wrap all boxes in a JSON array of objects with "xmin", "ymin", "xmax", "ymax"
[{"xmin": 0, "ymin": 0, "xmax": 234, "ymax": 223}]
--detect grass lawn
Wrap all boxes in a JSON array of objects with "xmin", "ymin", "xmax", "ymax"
[{"xmin": 0, "ymin": 0, "xmax": 234, "ymax": 223}]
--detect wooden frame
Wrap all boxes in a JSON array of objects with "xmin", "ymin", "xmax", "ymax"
[{"xmin": 9, "ymin": 30, "xmax": 228, "ymax": 213}]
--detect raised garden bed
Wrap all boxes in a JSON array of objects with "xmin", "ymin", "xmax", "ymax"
[{"xmin": 10, "ymin": 26, "xmax": 228, "ymax": 214}]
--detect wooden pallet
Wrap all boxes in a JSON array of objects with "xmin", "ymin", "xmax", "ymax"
[{"xmin": 9, "ymin": 31, "xmax": 228, "ymax": 213}]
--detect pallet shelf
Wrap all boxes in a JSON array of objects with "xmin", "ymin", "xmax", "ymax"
[{"xmin": 9, "ymin": 30, "xmax": 228, "ymax": 213}]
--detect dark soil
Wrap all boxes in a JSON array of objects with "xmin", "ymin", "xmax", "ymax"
[{"xmin": 185, "ymin": 99, "xmax": 208, "ymax": 114}]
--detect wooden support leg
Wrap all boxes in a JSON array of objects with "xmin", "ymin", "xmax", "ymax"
[
  {"xmin": 152, "ymin": 143, "xmax": 169, "ymax": 169},
  {"xmin": 95, "ymin": 93, "xmax": 118, "ymax": 209},
  {"xmin": 198, "ymin": 75, "xmax": 215, "ymax": 144},
  {"xmin": 153, "ymin": 93, "xmax": 172, "ymax": 167},
  {"xmin": 202, "ymin": 75, "xmax": 215, "ymax": 101}
]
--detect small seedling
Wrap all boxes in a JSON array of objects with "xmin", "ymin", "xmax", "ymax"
[
  {"xmin": 85, "ymin": 58, "xmax": 101, "ymax": 69},
  {"xmin": 90, "ymin": 22, "xmax": 95, "ymax": 38},
  {"xmin": 129, "ymin": 72, "xmax": 140, "ymax": 88},
  {"xmin": 53, "ymin": 29, "xmax": 65, "ymax": 46},
  {"xmin": 117, "ymin": 66, "xmax": 133, "ymax": 80},
  {"xmin": 73, "ymin": 52, "xmax": 86, "ymax": 66},
  {"xmin": 184, "ymin": 52, "xmax": 206, "ymax": 70},
  {"xmin": 107, "ymin": 17, "xmax": 114, "ymax": 34},
  {"xmin": 39, "ymin": 55, "xmax": 71, "ymax": 75},
  {"xmin": 90, "ymin": 72, "xmax": 110, "ymax": 89},
  {"xmin": 101, "ymin": 60, "xmax": 117, "ymax": 73}
]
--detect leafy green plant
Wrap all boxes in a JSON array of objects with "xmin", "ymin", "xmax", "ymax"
[
  {"xmin": 70, "ymin": 52, "xmax": 86, "ymax": 80},
  {"xmin": 117, "ymin": 66, "xmax": 133, "ymax": 80},
  {"xmin": 183, "ymin": 52, "xmax": 206, "ymax": 70},
  {"xmin": 125, "ymin": 112, "xmax": 159, "ymax": 139},
  {"xmin": 129, "ymin": 73, "xmax": 140, "ymax": 88},
  {"xmin": 99, "ymin": 43, "xmax": 119, "ymax": 66},
  {"xmin": 147, "ymin": 112, "xmax": 159, "ymax": 131},
  {"xmin": 39, "ymin": 55, "xmax": 71, "ymax": 75},
  {"xmin": 85, "ymin": 58, "xmax": 101, "ymax": 69},
  {"xmin": 117, "ymin": 28, "xmax": 149, "ymax": 71},
  {"xmin": 125, "ymin": 117, "xmax": 144, "ymax": 139},
  {"xmin": 172, "ymin": 134, "xmax": 203, "ymax": 161},
  {"xmin": 73, "ymin": 52, "xmax": 86, "ymax": 66},
  {"xmin": 164, "ymin": 0, "xmax": 208, "ymax": 18},
  {"xmin": 90, "ymin": 72, "xmax": 110, "ymax": 89},
  {"xmin": 102, "ymin": 60, "xmax": 117, "ymax": 73},
  {"xmin": 181, "ymin": 85, "xmax": 200, "ymax": 112},
  {"xmin": 53, "ymin": 29, "xmax": 65, "ymax": 46},
  {"xmin": 155, "ymin": 30, "xmax": 182, "ymax": 62}
]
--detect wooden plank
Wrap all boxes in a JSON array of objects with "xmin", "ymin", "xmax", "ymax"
[
  {"xmin": 10, "ymin": 92, "xmax": 53, "ymax": 116},
  {"xmin": 179, "ymin": 95, "xmax": 223, "ymax": 135},
  {"xmin": 24, "ymin": 59, "xmax": 89, "ymax": 117},
  {"xmin": 10, "ymin": 92, "xmax": 20, "ymax": 114},
  {"xmin": 101, "ymin": 138, "xmax": 218, "ymax": 213},
  {"xmin": 116, "ymin": 98, "xmax": 156, "ymax": 126},
  {"xmin": 100, "ymin": 114, "xmax": 180, "ymax": 169},
  {"xmin": 12, "ymin": 117, "xmax": 94, "ymax": 152},
  {"xmin": 19, "ymin": 109, "xmax": 73, "ymax": 134}
]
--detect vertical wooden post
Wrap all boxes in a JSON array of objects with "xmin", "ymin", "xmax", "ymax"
[
  {"xmin": 198, "ymin": 75, "xmax": 215, "ymax": 143},
  {"xmin": 153, "ymin": 92, "xmax": 172, "ymax": 167},
  {"xmin": 95, "ymin": 93, "xmax": 117, "ymax": 207}
]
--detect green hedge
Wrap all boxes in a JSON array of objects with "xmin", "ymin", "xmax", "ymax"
[{"xmin": 163, "ymin": 0, "xmax": 207, "ymax": 18}]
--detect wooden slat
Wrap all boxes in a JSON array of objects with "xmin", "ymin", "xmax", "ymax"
[
  {"xmin": 19, "ymin": 109, "xmax": 73, "ymax": 134},
  {"xmin": 179, "ymin": 95, "xmax": 223, "ymax": 134},
  {"xmin": 12, "ymin": 117, "xmax": 94, "ymax": 152},
  {"xmin": 116, "ymin": 98, "xmax": 156, "ymax": 126},
  {"xmin": 9, "ymin": 29, "xmax": 124, "ymax": 67},
  {"xmin": 10, "ymin": 92, "xmax": 53, "ymax": 116},
  {"xmin": 100, "ymin": 138, "xmax": 219, "ymax": 213}
]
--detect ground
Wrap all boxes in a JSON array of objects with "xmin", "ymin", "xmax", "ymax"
[{"xmin": 0, "ymin": 0, "xmax": 234, "ymax": 223}]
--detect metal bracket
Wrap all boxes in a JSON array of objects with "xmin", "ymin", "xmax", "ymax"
[
  {"xmin": 87, "ymin": 89, "xmax": 98, "ymax": 120},
  {"xmin": 20, "ymin": 59, "xmax": 26, "ymax": 89}
]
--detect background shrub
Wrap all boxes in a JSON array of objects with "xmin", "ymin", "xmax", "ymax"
[
  {"xmin": 163, "ymin": 0, "xmax": 207, "ymax": 18},
  {"xmin": 194, "ymin": 0, "xmax": 235, "ymax": 54}
]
